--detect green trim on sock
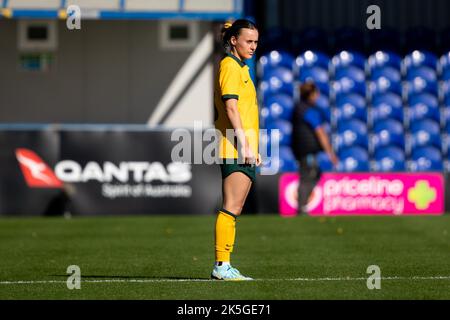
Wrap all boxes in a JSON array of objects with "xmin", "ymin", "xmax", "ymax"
[{"xmin": 220, "ymin": 208, "xmax": 237, "ymax": 219}]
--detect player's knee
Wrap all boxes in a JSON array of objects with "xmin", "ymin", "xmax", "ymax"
[{"xmin": 223, "ymin": 203, "xmax": 243, "ymax": 216}]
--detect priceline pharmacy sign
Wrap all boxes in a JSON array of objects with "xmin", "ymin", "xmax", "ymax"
[{"xmin": 280, "ymin": 173, "xmax": 444, "ymax": 216}]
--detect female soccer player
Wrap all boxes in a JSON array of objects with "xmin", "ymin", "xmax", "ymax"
[{"xmin": 211, "ymin": 19, "xmax": 261, "ymax": 281}]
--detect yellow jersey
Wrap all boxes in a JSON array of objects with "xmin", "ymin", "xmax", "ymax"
[{"xmin": 214, "ymin": 53, "xmax": 259, "ymax": 159}]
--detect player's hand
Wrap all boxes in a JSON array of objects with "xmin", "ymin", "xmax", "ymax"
[
  {"xmin": 241, "ymin": 143, "xmax": 256, "ymax": 165},
  {"xmin": 329, "ymin": 152, "xmax": 339, "ymax": 167},
  {"xmin": 255, "ymin": 153, "xmax": 262, "ymax": 167}
]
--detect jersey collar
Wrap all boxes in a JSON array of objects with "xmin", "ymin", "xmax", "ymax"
[{"xmin": 226, "ymin": 52, "xmax": 246, "ymax": 68}]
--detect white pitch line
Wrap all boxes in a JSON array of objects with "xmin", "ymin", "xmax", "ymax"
[{"xmin": 1, "ymin": 276, "xmax": 450, "ymax": 285}]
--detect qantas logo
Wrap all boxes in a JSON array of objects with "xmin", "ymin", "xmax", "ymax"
[
  {"xmin": 15, "ymin": 149, "xmax": 63, "ymax": 188},
  {"xmin": 15, "ymin": 148, "xmax": 192, "ymax": 187}
]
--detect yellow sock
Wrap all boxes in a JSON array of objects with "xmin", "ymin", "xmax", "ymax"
[{"xmin": 215, "ymin": 209, "xmax": 236, "ymax": 262}]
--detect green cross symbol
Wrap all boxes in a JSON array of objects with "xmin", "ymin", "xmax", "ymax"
[{"xmin": 407, "ymin": 180, "xmax": 437, "ymax": 210}]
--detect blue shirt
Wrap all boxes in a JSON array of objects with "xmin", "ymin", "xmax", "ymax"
[{"xmin": 303, "ymin": 107, "xmax": 324, "ymax": 130}]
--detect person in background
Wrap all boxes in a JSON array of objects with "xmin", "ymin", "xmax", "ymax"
[{"xmin": 291, "ymin": 82, "xmax": 338, "ymax": 213}]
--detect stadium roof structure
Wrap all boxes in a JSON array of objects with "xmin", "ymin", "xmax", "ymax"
[{"xmin": 0, "ymin": 0, "xmax": 243, "ymax": 20}]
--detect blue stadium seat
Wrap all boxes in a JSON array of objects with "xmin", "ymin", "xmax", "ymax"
[
  {"xmin": 259, "ymin": 146, "xmax": 298, "ymax": 173},
  {"xmin": 440, "ymin": 105, "xmax": 450, "ymax": 126},
  {"xmin": 373, "ymin": 146, "xmax": 406, "ymax": 171},
  {"xmin": 371, "ymin": 119, "xmax": 405, "ymax": 149},
  {"xmin": 407, "ymin": 93, "xmax": 440, "ymax": 123},
  {"xmin": 442, "ymin": 134, "xmax": 450, "ymax": 156},
  {"xmin": 370, "ymin": 93, "xmax": 403, "ymax": 124},
  {"xmin": 367, "ymin": 51, "xmax": 402, "ymax": 71},
  {"xmin": 298, "ymin": 66, "xmax": 330, "ymax": 95},
  {"xmin": 368, "ymin": 67, "xmax": 402, "ymax": 96},
  {"xmin": 264, "ymin": 93, "xmax": 295, "ymax": 122},
  {"xmin": 315, "ymin": 95, "xmax": 331, "ymax": 123},
  {"xmin": 442, "ymin": 80, "xmax": 450, "ymax": 104},
  {"xmin": 335, "ymin": 119, "xmax": 368, "ymax": 151},
  {"xmin": 316, "ymin": 151, "xmax": 334, "ymax": 172},
  {"xmin": 405, "ymin": 66, "xmax": 438, "ymax": 96},
  {"xmin": 331, "ymin": 51, "xmax": 366, "ymax": 73},
  {"xmin": 259, "ymin": 129, "xmax": 272, "ymax": 157},
  {"xmin": 403, "ymin": 50, "xmax": 438, "ymax": 72},
  {"xmin": 337, "ymin": 146, "xmax": 370, "ymax": 172},
  {"xmin": 442, "ymin": 69, "xmax": 450, "ymax": 82},
  {"xmin": 409, "ymin": 146, "xmax": 443, "ymax": 171},
  {"xmin": 259, "ymin": 68, "xmax": 295, "ymax": 100},
  {"xmin": 262, "ymin": 66, "xmax": 294, "ymax": 82},
  {"xmin": 333, "ymin": 66, "xmax": 366, "ymax": 97},
  {"xmin": 295, "ymin": 50, "xmax": 330, "ymax": 71},
  {"xmin": 439, "ymin": 52, "xmax": 450, "ymax": 78},
  {"xmin": 442, "ymin": 105, "xmax": 450, "ymax": 132},
  {"xmin": 257, "ymin": 50, "xmax": 295, "ymax": 78},
  {"xmin": 279, "ymin": 146, "xmax": 299, "ymax": 172},
  {"xmin": 335, "ymin": 93, "xmax": 367, "ymax": 123},
  {"xmin": 409, "ymin": 119, "xmax": 441, "ymax": 150},
  {"xmin": 335, "ymin": 66, "xmax": 366, "ymax": 82},
  {"xmin": 260, "ymin": 106, "xmax": 270, "ymax": 127},
  {"xmin": 266, "ymin": 119, "xmax": 292, "ymax": 146}
]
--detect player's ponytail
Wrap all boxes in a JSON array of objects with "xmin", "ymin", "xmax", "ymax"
[{"xmin": 221, "ymin": 19, "xmax": 258, "ymax": 53}]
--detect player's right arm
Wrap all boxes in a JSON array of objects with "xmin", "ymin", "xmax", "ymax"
[
  {"xmin": 219, "ymin": 60, "xmax": 255, "ymax": 163},
  {"xmin": 223, "ymin": 98, "xmax": 255, "ymax": 164},
  {"xmin": 314, "ymin": 127, "xmax": 338, "ymax": 166},
  {"xmin": 304, "ymin": 108, "xmax": 338, "ymax": 166}
]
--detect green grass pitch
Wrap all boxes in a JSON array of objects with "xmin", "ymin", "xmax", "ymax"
[{"xmin": 0, "ymin": 214, "xmax": 449, "ymax": 299}]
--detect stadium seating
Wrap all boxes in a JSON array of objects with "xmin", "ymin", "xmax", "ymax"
[
  {"xmin": 332, "ymin": 67, "xmax": 366, "ymax": 98},
  {"xmin": 373, "ymin": 146, "xmax": 406, "ymax": 171},
  {"xmin": 407, "ymin": 93, "xmax": 440, "ymax": 123},
  {"xmin": 403, "ymin": 50, "xmax": 438, "ymax": 73},
  {"xmin": 404, "ymin": 66, "xmax": 438, "ymax": 96},
  {"xmin": 442, "ymin": 106, "xmax": 450, "ymax": 132},
  {"xmin": 442, "ymin": 81, "xmax": 450, "ymax": 104},
  {"xmin": 371, "ymin": 119, "xmax": 405, "ymax": 150},
  {"xmin": 408, "ymin": 119, "xmax": 442, "ymax": 150},
  {"xmin": 258, "ymin": 51, "xmax": 295, "ymax": 78},
  {"xmin": 295, "ymin": 50, "xmax": 330, "ymax": 71},
  {"xmin": 257, "ymin": 31, "xmax": 450, "ymax": 173},
  {"xmin": 337, "ymin": 146, "xmax": 370, "ymax": 172},
  {"xmin": 264, "ymin": 93, "xmax": 295, "ymax": 122},
  {"xmin": 368, "ymin": 51, "xmax": 402, "ymax": 71},
  {"xmin": 335, "ymin": 119, "xmax": 368, "ymax": 152},
  {"xmin": 334, "ymin": 93, "xmax": 367, "ymax": 123},
  {"xmin": 331, "ymin": 51, "xmax": 366, "ymax": 74},
  {"xmin": 278, "ymin": 146, "xmax": 299, "ymax": 172},
  {"xmin": 298, "ymin": 66, "xmax": 330, "ymax": 95},
  {"xmin": 409, "ymin": 146, "xmax": 443, "ymax": 171},
  {"xmin": 439, "ymin": 52, "xmax": 450, "ymax": 78},
  {"xmin": 259, "ymin": 69, "xmax": 295, "ymax": 100},
  {"xmin": 370, "ymin": 93, "xmax": 404, "ymax": 125},
  {"xmin": 295, "ymin": 51, "xmax": 330, "ymax": 94},
  {"xmin": 316, "ymin": 151, "xmax": 334, "ymax": 172},
  {"xmin": 266, "ymin": 119, "xmax": 293, "ymax": 146},
  {"xmin": 368, "ymin": 66, "xmax": 402, "ymax": 96}
]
